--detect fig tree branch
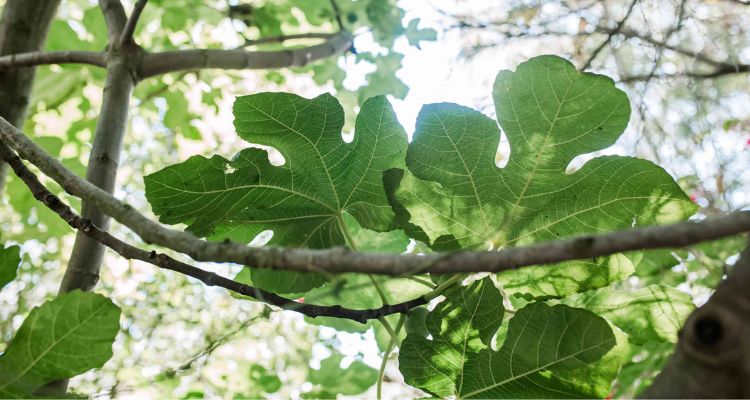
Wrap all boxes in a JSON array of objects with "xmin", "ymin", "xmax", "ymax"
[
  {"xmin": 99, "ymin": 0, "xmax": 128, "ymax": 42},
  {"xmin": 118, "ymin": 0, "xmax": 149, "ymax": 48},
  {"xmin": 139, "ymin": 31, "xmax": 353, "ymax": 78},
  {"xmin": 580, "ymin": 0, "xmax": 639, "ymax": 70},
  {"xmin": 0, "ymin": 31, "xmax": 352, "ymax": 78},
  {"xmin": 0, "ymin": 141, "xmax": 425, "ymax": 323},
  {"xmin": 0, "ymin": 51, "xmax": 107, "ymax": 69},
  {"xmin": 2, "ymin": 116, "xmax": 749, "ymax": 276}
]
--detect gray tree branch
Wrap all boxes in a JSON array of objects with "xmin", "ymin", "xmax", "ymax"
[
  {"xmin": 0, "ymin": 51, "xmax": 106, "ymax": 69},
  {"xmin": 118, "ymin": 0, "xmax": 148, "ymax": 48},
  {"xmin": 139, "ymin": 31, "xmax": 353, "ymax": 78},
  {"xmin": 99, "ymin": 0, "xmax": 127, "ymax": 43},
  {"xmin": 1, "ymin": 117, "xmax": 748, "ymax": 276},
  {"xmin": 59, "ymin": 0, "xmax": 135, "ymax": 294},
  {"xmin": 0, "ymin": 0, "xmax": 61, "ymax": 192},
  {"xmin": 0, "ymin": 140, "xmax": 425, "ymax": 323}
]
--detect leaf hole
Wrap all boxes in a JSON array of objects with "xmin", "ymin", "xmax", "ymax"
[
  {"xmin": 341, "ymin": 130, "xmax": 354, "ymax": 143},
  {"xmin": 495, "ymin": 130, "xmax": 510, "ymax": 168},
  {"xmin": 249, "ymin": 230, "xmax": 274, "ymax": 247}
]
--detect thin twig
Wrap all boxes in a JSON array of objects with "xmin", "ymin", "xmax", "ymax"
[
  {"xmin": 237, "ymin": 33, "xmax": 337, "ymax": 49},
  {"xmin": 118, "ymin": 0, "xmax": 149, "ymax": 48},
  {"xmin": 581, "ymin": 0, "xmax": 639, "ymax": 70},
  {"xmin": 329, "ymin": 0, "xmax": 344, "ymax": 31}
]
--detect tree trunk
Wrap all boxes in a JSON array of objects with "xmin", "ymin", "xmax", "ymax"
[
  {"xmin": 643, "ymin": 236, "xmax": 750, "ymax": 398},
  {"xmin": 0, "ymin": 0, "xmax": 61, "ymax": 191},
  {"xmin": 58, "ymin": 0, "xmax": 132, "ymax": 292}
]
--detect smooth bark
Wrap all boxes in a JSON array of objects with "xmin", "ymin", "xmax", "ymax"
[
  {"xmin": 58, "ymin": 55, "xmax": 134, "ymax": 292},
  {"xmin": 642, "ymin": 237, "xmax": 750, "ymax": 398},
  {"xmin": 0, "ymin": 0, "xmax": 61, "ymax": 191}
]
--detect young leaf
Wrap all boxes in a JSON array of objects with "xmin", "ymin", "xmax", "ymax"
[
  {"xmin": 0, "ymin": 291, "xmax": 121, "ymax": 397},
  {"xmin": 0, "ymin": 244, "xmax": 21, "ymax": 291},
  {"xmin": 395, "ymin": 55, "xmax": 696, "ymax": 297},
  {"xmin": 145, "ymin": 93, "xmax": 408, "ymax": 292},
  {"xmin": 399, "ymin": 277, "xmax": 505, "ymax": 397},
  {"xmin": 561, "ymin": 285, "xmax": 694, "ymax": 344}
]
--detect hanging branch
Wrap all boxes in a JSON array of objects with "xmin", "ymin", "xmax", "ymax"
[
  {"xmin": 0, "ymin": 141, "xmax": 426, "ymax": 323},
  {"xmin": 1, "ymin": 117, "xmax": 749, "ymax": 277}
]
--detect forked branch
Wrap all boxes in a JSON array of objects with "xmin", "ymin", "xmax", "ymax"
[
  {"xmin": 118, "ymin": 0, "xmax": 149, "ymax": 48},
  {"xmin": 1, "ymin": 117, "xmax": 749, "ymax": 277},
  {"xmin": 0, "ymin": 141, "xmax": 426, "ymax": 323}
]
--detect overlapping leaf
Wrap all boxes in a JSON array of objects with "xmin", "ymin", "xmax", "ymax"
[
  {"xmin": 459, "ymin": 303, "xmax": 617, "ymax": 398},
  {"xmin": 145, "ymin": 93, "xmax": 408, "ymax": 292},
  {"xmin": 562, "ymin": 285, "xmax": 694, "ymax": 344},
  {"xmin": 395, "ymin": 55, "xmax": 696, "ymax": 297},
  {"xmin": 399, "ymin": 278, "xmax": 619, "ymax": 398},
  {"xmin": 399, "ymin": 278, "xmax": 505, "ymax": 397},
  {"xmin": 0, "ymin": 291, "xmax": 121, "ymax": 398},
  {"xmin": 306, "ymin": 354, "xmax": 378, "ymax": 397},
  {"xmin": 0, "ymin": 244, "xmax": 21, "ymax": 291}
]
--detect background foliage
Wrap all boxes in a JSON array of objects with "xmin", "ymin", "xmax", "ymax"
[{"xmin": 0, "ymin": 0, "xmax": 748, "ymax": 398}]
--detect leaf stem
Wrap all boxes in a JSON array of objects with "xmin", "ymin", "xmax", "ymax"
[
  {"xmin": 377, "ymin": 313, "xmax": 406, "ymax": 400},
  {"xmin": 405, "ymin": 275, "xmax": 437, "ymax": 288},
  {"xmin": 336, "ymin": 214, "xmax": 358, "ymax": 251},
  {"xmin": 423, "ymin": 273, "xmax": 466, "ymax": 302}
]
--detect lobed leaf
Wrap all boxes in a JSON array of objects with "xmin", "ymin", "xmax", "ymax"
[
  {"xmin": 145, "ymin": 93, "xmax": 408, "ymax": 293},
  {"xmin": 395, "ymin": 55, "xmax": 696, "ymax": 297},
  {"xmin": 399, "ymin": 277, "xmax": 619, "ymax": 398}
]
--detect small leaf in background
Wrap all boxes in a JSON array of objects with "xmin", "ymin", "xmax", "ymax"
[
  {"xmin": 164, "ymin": 91, "xmax": 201, "ymax": 140},
  {"xmin": 561, "ymin": 285, "xmax": 694, "ymax": 344},
  {"xmin": 405, "ymin": 18, "xmax": 437, "ymax": 48},
  {"xmin": 395, "ymin": 55, "xmax": 697, "ymax": 298},
  {"xmin": 306, "ymin": 354, "xmax": 378, "ymax": 397},
  {"xmin": 0, "ymin": 291, "xmax": 121, "ymax": 398},
  {"xmin": 0, "ymin": 244, "xmax": 21, "ymax": 291},
  {"xmin": 248, "ymin": 365, "xmax": 281, "ymax": 394}
]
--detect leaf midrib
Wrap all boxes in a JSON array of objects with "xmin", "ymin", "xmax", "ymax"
[
  {"xmin": 243, "ymin": 99, "xmax": 342, "ymax": 210},
  {"xmin": 0, "ymin": 300, "xmax": 109, "ymax": 394},
  {"xmin": 459, "ymin": 337, "xmax": 615, "ymax": 398},
  {"xmin": 494, "ymin": 65, "xmax": 574, "ymax": 247}
]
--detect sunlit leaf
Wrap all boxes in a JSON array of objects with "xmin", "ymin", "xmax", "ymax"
[
  {"xmin": 399, "ymin": 278, "xmax": 504, "ymax": 397},
  {"xmin": 395, "ymin": 55, "xmax": 696, "ymax": 297},
  {"xmin": 561, "ymin": 285, "xmax": 694, "ymax": 344},
  {"xmin": 145, "ymin": 93, "xmax": 408, "ymax": 293}
]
